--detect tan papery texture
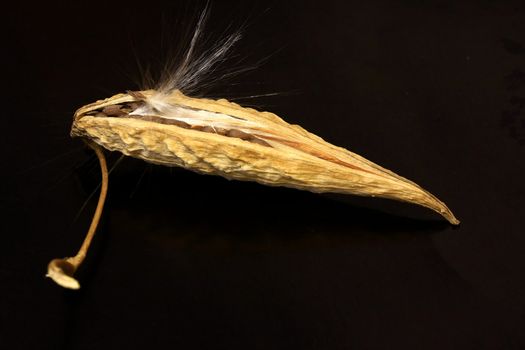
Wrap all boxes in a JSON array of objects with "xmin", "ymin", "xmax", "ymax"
[{"xmin": 72, "ymin": 90, "xmax": 459, "ymax": 225}]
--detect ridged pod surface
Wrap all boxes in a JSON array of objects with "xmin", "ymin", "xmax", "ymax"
[{"xmin": 72, "ymin": 89, "xmax": 459, "ymax": 225}]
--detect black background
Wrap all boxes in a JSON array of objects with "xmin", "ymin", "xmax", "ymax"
[{"xmin": 2, "ymin": 0, "xmax": 525, "ymax": 349}]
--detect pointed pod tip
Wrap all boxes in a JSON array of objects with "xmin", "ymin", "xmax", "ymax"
[
  {"xmin": 449, "ymin": 217, "xmax": 461, "ymax": 226},
  {"xmin": 441, "ymin": 208, "xmax": 460, "ymax": 226}
]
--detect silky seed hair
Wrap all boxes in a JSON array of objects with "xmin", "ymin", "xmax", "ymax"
[
  {"xmin": 47, "ymin": 4, "xmax": 459, "ymax": 290},
  {"xmin": 156, "ymin": 4, "xmax": 243, "ymax": 95},
  {"xmin": 129, "ymin": 3, "xmax": 272, "ymax": 143}
]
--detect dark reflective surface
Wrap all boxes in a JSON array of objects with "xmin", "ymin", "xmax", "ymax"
[{"xmin": 3, "ymin": 0, "xmax": 525, "ymax": 349}]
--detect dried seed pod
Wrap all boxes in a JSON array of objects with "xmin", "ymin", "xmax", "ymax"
[
  {"xmin": 72, "ymin": 89, "xmax": 459, "ymax": 225},
  {"xmin": 47, "ymin": 6, "xmax": 458, "ymax": 290}
]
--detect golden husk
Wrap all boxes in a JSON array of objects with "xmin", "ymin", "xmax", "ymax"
[{"xmin": 71, "ymin": 90, "xmax": 459, "ymax": 225}]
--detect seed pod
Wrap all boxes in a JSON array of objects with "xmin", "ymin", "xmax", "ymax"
[
  {"xmin": 72, "ymin": 89, "xmax": 459, "ymax": 225},
  {"xmin": 47, "ymin": 5, "xmax": 460, "ymax": 290}
]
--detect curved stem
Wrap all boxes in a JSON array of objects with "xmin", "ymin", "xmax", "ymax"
[{"xmin": 46, "ymin": 142, "xmax": 108, "ymax": 289}]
